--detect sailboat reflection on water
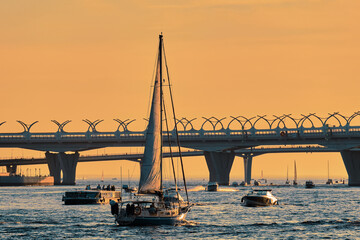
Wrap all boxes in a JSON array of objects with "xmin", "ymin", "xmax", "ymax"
[{"xmin": 110, "ymin": 34, "xmax": 193, "ymax": 226}]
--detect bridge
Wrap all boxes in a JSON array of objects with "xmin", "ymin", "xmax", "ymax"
[{"xmin": 1, "ymin": 112, "xmax": 360, "ymax": 185}]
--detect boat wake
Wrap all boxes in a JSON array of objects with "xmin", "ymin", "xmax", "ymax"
[
  {"xmin": 177, "ymin": 220, "xmax": 199, "ymax": 226},
  {"xmin": 217, "ymin": 188, "xmax": 238, "ymax": 192},
  {"xmin": 188, "ymin": 186, "xmax": 205, "ymax": 192}
]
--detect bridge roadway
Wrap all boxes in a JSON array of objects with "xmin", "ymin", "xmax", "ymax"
[
  {"xmin": 1, "ymin": 114, "xmax": 360, "ymax": 185},
  {"xmin": 0, "ymin": 145, "xmax": 344, "ymax": 186}
]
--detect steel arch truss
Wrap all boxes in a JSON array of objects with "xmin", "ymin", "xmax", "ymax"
[
  {"xmin": 51, "ymin": 120, "xmax": 72, "ymax": 132},
  {"xmin": 113, "ymin": 119, "xmax": 136, "ymax": 132},
  {"xmin": 82, "ymin": 119, "xmax": 104, "ymax": 132},
  {"xmin": 17, "ymin": 121, "xmax": 39, "ymax": 133}
]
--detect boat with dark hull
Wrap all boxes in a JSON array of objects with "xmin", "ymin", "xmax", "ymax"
[
  {"xmin": 207, "ymin": 182, "xmax": 218, "ymax": 191},
  {"xmin": 305, "ymin": 181, "xmax": 315, "ymax": 188},
  {"xmin": 63, "ymin": 189, "xmax": 121, "ymax": 205},
  {"xmin": 241, "ymin": 189, "xmax": 278, "ymax": 207},
  {"xmin": 110, "ymin": 34, "xmax": 192, "ymax": 226},
  {"xmin": 0, "ymin": 173, "xmax": 54, "ymax": 186}
]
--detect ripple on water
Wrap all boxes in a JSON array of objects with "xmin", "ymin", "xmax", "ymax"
[{"xmin": 1, "ymin": 181, "xmax": 359, "ymax": 239}]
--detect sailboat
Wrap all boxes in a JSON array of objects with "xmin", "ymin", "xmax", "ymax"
[
  {"xmin": 101, "ymin": 171, "xmax": 104, "ymax": 182},
  {"xmin": 326, "ymin": 160, "xmax": 333, "ymax": 184},
  {"xmin": 293, "ymin": 160, "xmax": 298, "ymax": 185},
  {"xmin": 285, "ymin": 166, "xmax": 290, "ymax": 185},
  {"xmin": 110, "ymin": 34, "xmax": 192, "ymax": 226}
]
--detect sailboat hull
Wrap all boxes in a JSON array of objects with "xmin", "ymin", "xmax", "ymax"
[{"xmin": 116, "ymin": 212, "xmax": 188, "ymax": 226}]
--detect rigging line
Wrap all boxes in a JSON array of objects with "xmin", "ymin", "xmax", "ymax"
[
  {"xmin": 162, "ymin": 41, "xmax": 189, "ymax": 204},
  {"xmin": 162, "ymin": 95, "xmax": 181, "ymax": 205}
]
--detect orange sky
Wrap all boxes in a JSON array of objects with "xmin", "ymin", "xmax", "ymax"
[{"xmin": 1, "ymin": 0, "xmax": 360, "ymax": 181}]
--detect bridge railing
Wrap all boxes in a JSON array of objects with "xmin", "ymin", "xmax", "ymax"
[{"xmin": 2, "ymin": 125, "xmax": 360, "ymax": 142}]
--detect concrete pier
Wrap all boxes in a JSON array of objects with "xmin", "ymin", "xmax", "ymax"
[
  {"xmin": 242, "ymin": 154, "xmax": 253, "ymax": 185},
  {"xmin": 341, "ymin": 150, "xmax": 360, "ymax": 186},
  {"xmin": 45, "ymin": 151, "xmax": 79, "ymax": 185},
  {"xmin": 58, "ymin": 152, "xmax": 79, "ymax": 185},
  {"xmin": 45, "ymin": 152, "xmax": 61, "ymax": 185},
  {"xmin": 204, "ymin": 151, "xmax": 235, "ymax": 185}
]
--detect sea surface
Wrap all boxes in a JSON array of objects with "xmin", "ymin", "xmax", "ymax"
[{"xmin": 1, "ymin": 179, "xmax": 359, "ymax": 239}]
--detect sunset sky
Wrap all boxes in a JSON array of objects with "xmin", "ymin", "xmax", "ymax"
[{"xmin": 1, "ymin": 0, "xmax": 360, "ymax": 181}]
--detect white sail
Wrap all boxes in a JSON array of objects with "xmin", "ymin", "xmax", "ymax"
[{"xmin": 138, "ymin": 57, "xmax": 162, "ymax": 194}]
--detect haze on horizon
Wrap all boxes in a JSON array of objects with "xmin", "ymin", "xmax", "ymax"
[{"xmin": 1, "ymin": 0, "xmax": 359, "ymax": 181}]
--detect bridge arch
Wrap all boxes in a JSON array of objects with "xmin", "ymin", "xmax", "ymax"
[
  {"xmin": 348, "ymin": 112, "xmax": 360, "ymax": 126},
  {"xmin": 175, "ymin": 118, "xmax": 197, "ymax": 131},
  {"xmin": 227, "ymin": 116, "xmax": 254, "ymax": 130},
  {"xmin": 253, "ymin": 115, "xmax": 271, "ymax": 130},
  {"xmin": 201, "ymin": 117, "xmax": 226, "ymax": 131},
  {"xmin": 324, "ymin": 112, "xmax": 348, "ymax": 127},
  {"xmin": 299, "ymin": 113, "xmax": 324, "ymax": 128}
]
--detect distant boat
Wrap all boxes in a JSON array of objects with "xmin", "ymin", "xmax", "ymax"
[
  {"xmin": 241, "ymin": 189, "xmax": 278, "ymax": 207},
  {"xmin": 326, "ymin": 160, "xmax": 333, "ymax": 184},
  {"xmin": 207, "ymin": 182, "xmax": 218, "ymax": 191},
  {"xmin": 285, "ymin": 166, "xmax": 290, "ymax": 185},
  {"xmin": 63, "ymin": 186, "xmax": 121, "ymax": 205},
  {"xmin": 0, "ymin": 172, "xmax": 53, "ymax": 186},
  {"xmin": 232, "ymin": 182, "xmax": 239, "ymax": 187},
  {"xmin": 293, "ymin": 160, "xmax": 298, "ymax": 185},
  {"xmin": 254, "ymin": 180, "xmax": 261, "ymax": 186},
  {"xmin": 258, "ymin": 170, "xmax": 267, "ymax": 184},
  {"xmin": 101, "ymin": 171, "xmax": 104, "ymax": 182},
  {"xmin": 305, "ymin": 180, "xmax": 315, "ymax": 188}
]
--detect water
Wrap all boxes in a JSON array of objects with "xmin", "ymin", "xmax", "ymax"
[{"xmin": 1, "ymin": 180, "xmax": 359, "ymax": 239}]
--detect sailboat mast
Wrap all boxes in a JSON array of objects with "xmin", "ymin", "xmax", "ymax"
[
  {"xmin": 287, "ymin": 166, "xmax": 289, "ymax": 181},
  {"xmin": 159, "ymin": 34, "xmax": 164, "ymax": 191}
]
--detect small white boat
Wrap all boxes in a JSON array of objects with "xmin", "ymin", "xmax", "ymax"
[
  {"xmin": 207, "ymin": 182, "xmax": 218, "ymax": 191},
  {"xmin": 241, "ymin": 189, "xmax": 278, "ymax": 207},
  {"xmin": 63, "ymin": 189, "xmax": 121, "ymax": 205}
]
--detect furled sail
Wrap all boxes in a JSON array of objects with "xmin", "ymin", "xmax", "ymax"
[{"xmin": 138, "ymin": 55, "xmax": 162, "ymax": 194}]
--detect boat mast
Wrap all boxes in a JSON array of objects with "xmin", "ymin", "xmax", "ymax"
[
  {"xmin": 286, "ymin": 166, "xmax": 289, "ymax": 181},
  {"xmin": 159, "ymin": 34, "xmax": 164, "ymax": 192},
  {"xmin": 294, "ymin": 160, "xmax": 297, "ymax": 182}
]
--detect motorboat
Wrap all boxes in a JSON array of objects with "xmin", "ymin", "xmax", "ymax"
[
  {"xmin": 110, "ymin": 34, "xmax": 193, "ymax": 226},
  {"xmin": 207, "ymin": 182, "xmax": 218, "ymax": 191},
  {"xmin": 305, "ymin": 180, "xmax": 315, "ymax": 188},
  {"xmin": 241, "ymin": 189, "xmax": 278, "ymax": 207},
  {"xmin": 63, "ymin": 187, "xmax": 121, "ymax": 205}
]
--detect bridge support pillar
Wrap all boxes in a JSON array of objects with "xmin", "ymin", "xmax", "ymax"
[
  {"xmin": 45, "ymin": 152, "xmax": 61, "ymax": 185},
  {"xmin": 58, "ymin": 152, "xmax": 79, "ymax": 185},
  {"xmin": 6, "ymin": 164, "xmax": 17, "ymax": 175},
  {"xmin": 341, "ymin": 150, "xmax": 360, "ymax": 186},
  {"xmin": 243, "ymin": 154, "xmax": 253, "ymax": 185},
  {"xmin": 204, "ymin": 151, "xmax": 235, "ymax": 186}
]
